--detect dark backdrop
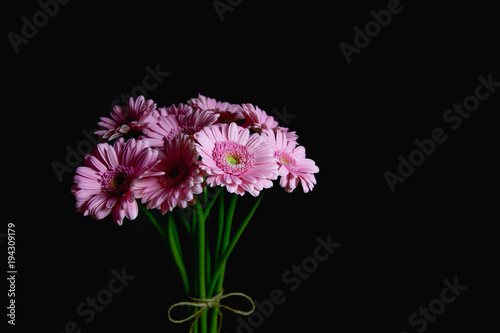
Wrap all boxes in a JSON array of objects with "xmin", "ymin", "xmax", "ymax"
[{"xmin": 4, "ymin": 0, "xmax": 498, "ymax": 332}]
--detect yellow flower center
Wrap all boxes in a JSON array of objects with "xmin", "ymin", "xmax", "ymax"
[
  {"xmin": 226, "ymin": 155, "xmax": 239, "ymax": 165},
  {"xmin": 280, "ymin": 155, "xmax": 293, "ymax": 165}
]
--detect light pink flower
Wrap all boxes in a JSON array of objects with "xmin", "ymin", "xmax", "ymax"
[
  {"xmin": 141, "ymin": 114, "xmax": 181, "ymax": 148},
  {"xmin": 143, "ymin": 108, "xmax": 219, "ymax": 148},
  {"xmin": 241, "ymin": 103, "xmax": 298, "ymax": 140},
  {"xmin": 271, "ymin": 126, "xmax": 299, "ymax": 143},
  {"xmin": 189, "ymin": 94, "xmax": 244, "ymax": 124},
  {"xmin": 266, "ymin": 130, "xmax": 319, "ymax": 193},
  {"xmin": 135, "ymin": 135, "xmax": 205, "ymax": 214},
  {"xmin": 195, "ymin": 122, "xmax": 278, "ymax": 196},
  {"xmin": 178, "ymin": 109, "xmax": 220, "ymax": 136},
  {"xmin": 95, "ymin": 96, "xmax": 156, "ymax": 141},
  {"xmin": 71, "ymin": 138, "xmax": 160, "ymax": 225},
  {"xmin": 241, "ymin": 103, "xmax": 279, "ymax": 133}
]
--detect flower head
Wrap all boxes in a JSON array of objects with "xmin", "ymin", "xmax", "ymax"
[
  {"xmin": 266, "ymin": 130, "xmax": 319, "ymax": 193},
  {"xmin": 95, "ymin": 96, "xmax": 156, "ymax": 141},
  {"xmin": 141, "ymin": 114, "xmax": 180, "ymax": 148},
  {"xmin": 189, "ymin": 94, "xmax": 244, "ymax": 124},
  {"xmin": 71, "ymin": 138, "xmax": 160, "ymax": 225},
  {"xmin": 158, "ymin": 103, "xmax": 193, "ymax": 118},
  {"xmin": 135, "ymin": 135, "xmax": 205, "ymax": 213},
  {"xmin": 195, "ymin": 122, "xmax": 278, "ymax": 196},
  {"xmin": 143, "ymin": 107, "xmax": 219, "ymax": 148},
  {"xmin": 241, "ymin": 103, "xmax": 279, "ymax": 133}
]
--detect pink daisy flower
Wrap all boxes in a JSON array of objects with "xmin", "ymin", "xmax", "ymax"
[
  {"xmin": 241, "ymin": 103, "xmax": 279, "ymax": 133},
  {"xmin": 189, "ymin": 94, "xmax": 244, "ymax": 124},
  {"xmin": 141, "ymin": 114, "xmax": 180, "ymax": 148},
  {"xmin": 265, "ymin": 130, "xmax": 319, "ymax": 193},
  {"xmin": 195, "ymin": 122, "xmax": 278, "ymax": 196},
  {"xmin": 95, "ymin": 96, "xmax": 157, "ymax": 141},
  {"xmin": 157, "ymin": 103, "xmax": 193, "ymax": 118},
  {"xmin": 144, "ymin": 103, "xmax": 193, "ymax": 128},
  {"xmin": 271, "ymin": 126, "xmax": 299, "ymax": 143},
  {"xmin": 143, "ymin": 108, "xmax": 219, "ymax": 148},
  {"xmin": 241, "ymin": 103, "xmax": 298, "ymax": 140},
  {"xmin": 178, "ymin": 109, "xmax": 220, "ymax": 136},
  {"xmin": 71, "ymin": 138, "xmax": 160, "ymax": 225},
  {"xmin": 135, "ymin": 135, "xmax": 205, "ymax": 214}
]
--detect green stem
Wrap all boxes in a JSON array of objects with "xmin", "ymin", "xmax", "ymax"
[
  {"xmin": 205, "ymin": 220, "xmax": 211, "ymax": 298},
  {"xmin": 222, "ymin": 194, "xmax": 238, "ymax": 254},
  {"xmin": 191, "ymin": 205, "xmax": 198, "ymax": 238},
  {"xmin": 195, "ymin": 200, "xmax": 207, "ymax": 333},
  {"xmin": 140, "ymin": 204, "xmax": 167, "ymax": 245},
  {"xmin": 214, "ymin": 190, "xmax": 225, "ymax": 272},
  {"xmin": 209, "ymin": 264, "xmax": 226, "ymax": 333},
  {"xmin": 140, "ymin": 204, "xmax": 189, "ymax": 294},
  {"xmin": 166, "ymin": 212, "xmax": 190, "ymax": 295},
  {"xmin": 208, "ymin": 190, "xmax": 265, "ymax": 297},
  {"xmin": 174, "ymin": 208, "xmax": 191, "ymax": 235},
  {"xmin": 203, "ymin": 188, "xmax": 222, "ymax": 220},
  {"xmin": 209, "ymin": 191, "xmax": 226, "ymax": 333}
]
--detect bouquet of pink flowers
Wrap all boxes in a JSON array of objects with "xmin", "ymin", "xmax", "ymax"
[{"xmin": 71, "ymin": 94, "xmax": 319, "ymax": 333}]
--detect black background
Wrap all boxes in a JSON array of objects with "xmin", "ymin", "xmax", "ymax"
[{"xmin": 4, "ymin": 0, "xmax": 498, "ymax": 332}]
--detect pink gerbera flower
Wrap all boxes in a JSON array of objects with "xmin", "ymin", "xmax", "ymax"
[
  {"xmin": 241, "ymin": 103, "xmax": 279, "ymax": 133},
  {"xmin": 71, "ymin": 138, "xmax": 160, "ymax": 225},
  {"xmin": 143, "ymin": 108, "xmax": 219, "ymax": 148},
  {"xmin": 195, "ymin": 122, "xmax": 278, "ymax": 196},
  {"xmin": 266, "ymin": 130, "xmax": 319, "ymax": 193},
  {"xmin": 95, "ymin": 96, "xmax": 157, "ymax": 141},
  {"xmin": 141, "ymin": 114, "xmax": 180, "ymax": 148},
  {"xmin": 189, "ymin": 94, "xmax": 244, "ymax": 124},
  {"xmin": 135, "ymin": 135, "xmax": 205, "ymax": 214},
  {"xmin": 158, "ymin": 103, "xmax": 193, "ymax": 118}
]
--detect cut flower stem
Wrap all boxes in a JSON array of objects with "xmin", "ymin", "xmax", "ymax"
[
  {"xmin": 142, "ymin": 189, "xmax": 265, "ymax": 333},
  {"xmin": 208, "ymin": 190, "xmax": 265, "ymax": 297}
]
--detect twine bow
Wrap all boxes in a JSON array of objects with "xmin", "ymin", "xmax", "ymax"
[{"xmin": 168, "ymin": 290, "xmax": 255, "ymax": 333}]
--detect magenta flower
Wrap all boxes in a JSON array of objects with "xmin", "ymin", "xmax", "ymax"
[
  {"xmin": 71, "ymin": 138, "xmax": 160, "ymax": 225},
  {"xmin": 189, "ymin": 94, "xmax": 244, "ymax": 124},
  {"xmin": 95, "ymin": 96, "xmax": 157, "ymax": 141},
  {"xmin": 266, "ymin": 130, "xmax": 319, "ymax": 193},
  {"xmin": 135, "ymin": 135, "xmax": 205, "ymax": 214},
  {"xmin": 195, "ymin": 122, "xmax": 278, "ymax": 196},
  {"xmin": 158, "ymin": 103, "xmax": 193, "ymax": 118}
]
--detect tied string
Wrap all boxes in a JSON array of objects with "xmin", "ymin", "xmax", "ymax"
[{"xmin": 168, "ymin": 290, "xmax": 255, "ymax": 333}]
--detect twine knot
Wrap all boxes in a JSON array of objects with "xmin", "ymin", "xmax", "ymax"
[{"xmin": 168, "ymin": 290, "xmax": 255, "ymax": 333}]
